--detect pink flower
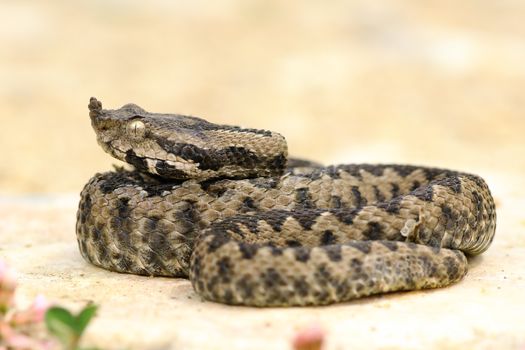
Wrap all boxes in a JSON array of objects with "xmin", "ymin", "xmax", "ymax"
[
  {"xmin": 0, "ymin": 323, "xmax": 53, "ymax": 350},
  {"xmin": 292, "ymin": 323, "xmax": 325, "ymax": 350},
  {"xmin": 28, "ymin": 295, "xmax": 50, "ymax": 323},
  {"xmin": 10, "ymin": 295, "xmax": 51, "ymax": 326},
  {"xmin": 0, "ymin": 261, "xmax": 54, "ymax": 349},
  {"xmin": 0, "ymin": 261, "xmax": 17, "ymax": 312}
]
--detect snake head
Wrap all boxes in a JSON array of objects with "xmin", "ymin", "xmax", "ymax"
[{"xmin": 88, "ymin": 97, "xmax": 288, "ymax": 180}]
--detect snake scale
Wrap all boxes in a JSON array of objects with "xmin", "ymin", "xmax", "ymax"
[{"xmin": 76, "ymin": 97, "xmax": 497, "ymax": 307}]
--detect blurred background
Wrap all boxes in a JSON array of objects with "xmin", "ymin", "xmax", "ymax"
[{"xmin": 1, "ymin": 0, "xmax": 524, "ymax": 194}]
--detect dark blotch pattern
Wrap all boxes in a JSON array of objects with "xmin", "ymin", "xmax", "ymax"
[
  {"xmin": 377, "ymin": 196, "xmax": 402, "ymax": 214},
  {"xmin": 323, "ymin": 245, "xmax": 343, "ymax": 262},
  {"xmin": 295, "ymin": 188, "xmax": 315, "ymax": 208},
  {"xmin": 262, "ymin": 268, "xmax": 285, "ymax": 288},
  {"xmin": 293, "ymin": 278, "xmax": 310, "ymax": 297},
  {"xmin": 412, "ymin": 185, "xmax": 434, "ymax": 202},
  {"xmin": 351, "ymin": 186, "xmax": 367, "ymax": 207},
  {"xmin": 411, "ymin": 180, "xmax": 421, "ymax": 191},
  {"xmin": 363, "ymin": 222, "xmax": 383, "ymax": 240},
  {"xmin": 290, "ymin": 210, "xmax": 318, "ymax": 230},
  {"xmin": 240, "ymin": 197, "xmax": 258, "ymax": 213},
  {"xmin": 116, "ymin": 197, "xmax": 131, "ymax": 218},
  {"xmin": 295, "ymin": 247, "xmax": 310, "ymax": 262},
  {"xmin": 391, "ymin": 183, "xmax": 400, "ymax": 198},
  {"xmin": 238, "ymin": 243, "xmax": 258, "ymax": 259},
  {"xmin": 379, "ymin": 241, "xmax": 398, "ymax": 251},
  {"xmin": 350, "ymin": 241, "xmax": 372, "ymax": 254},
  {"xmin": 440, "ymin": 176, "xmax": 462, "ymax": 193},
  {"xmin": 441, "ymin": 205, "xmax": 458, "ymax": 231},
  {"xmin": 207, "ymin": 232, "xmax": 230, "ymax": 253},
  {"xmin": 373, "ymin": 186, "xmax": 385, "ymax": 202},
  {"xmin": 444, "ymin": 256, "xmax": 459, "ymax": 278},
  {"xmin": 320, "ymin": 230, "xmax": 337, "ymax": 245},
  {"xmin": 270, "ymin": 153, "xmax": 287, "ymax": 171},
  {"xmin": 78, "ymin": 193, "xmax": 92, "ymax": 224},
  {"xmin": 286, "ymin": 240, "xmax": 302, "ymax": 247},
  {"xmin": 330, "ymin": 195, "xmax": 342, "ymax": 209},
  {"xmin": 125, "ymin": 150, "xmax": 149, "ymax": 173},
  {"xmin": 143, "ymin": 216, "xmax": 160, "ymax": 234},
  {"xmin": 155, "ymin": 161, "xmax": 190, "ymax": 179},
  {"xmin": 472, "ymin": 191, "xmax": 484, "ymax": 224},
  {"xmin": 236, "ymin": 275, "xmax": 254, "ymax": 299},
  {"xmin": 152, "ymin": 135, "xmax": 286, "ymax": 177},
  {"xmin": 333, "ymin": 208, "xmax": 361, "ymax": 225},
  {"xmin": 172, "ymin": 200, "xmax": 200, "ymax": 236},
  {"xmin": 216, "ymin": 257, "xmax": 232, "ymax": 282}
]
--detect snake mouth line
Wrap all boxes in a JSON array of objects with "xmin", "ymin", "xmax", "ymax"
[
  {"xmin": 111, "ymin": 145, "xmax": 192, "ymax": 166},
  {"xmin": 111, "ymin": 146, "xmax": 199, "ymax": 179}
]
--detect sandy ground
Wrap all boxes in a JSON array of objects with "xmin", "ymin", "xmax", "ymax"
[{"xmin": 1, "ymin": 0, "xmax": 525, "ymax": 349}]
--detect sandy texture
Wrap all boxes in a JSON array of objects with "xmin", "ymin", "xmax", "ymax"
[
  {"xmin": 1, "ymin": 188, "xmax": 524, "ymax": 349},
  {"xmin": 1, "ymin": 0, "xmax": 525, "ymax": 349}
]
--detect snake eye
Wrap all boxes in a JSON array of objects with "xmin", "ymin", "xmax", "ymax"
[{"xmin": 127, "ymin": 119, "xmax": 146, "ymax": 138}]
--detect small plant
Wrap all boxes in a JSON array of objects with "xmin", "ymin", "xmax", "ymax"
[
  {"xmin": 45, "ymin": 304, "xmax": 98, "ymax": 350},
  {"xmin": 292, "ymin": 324, "xmax": 325, "ymax": 350},
  {"xmin": 0, "ymin": 261, "xmax": 52, "ymax": 349},
  {"xmin": 0, "ymin": 260, "xmax": 100, "ymax": 350}
]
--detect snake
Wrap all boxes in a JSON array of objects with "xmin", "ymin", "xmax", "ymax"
[{"xmin": 76, "ymin": 97, "xmax": 497, "ymax": 307}]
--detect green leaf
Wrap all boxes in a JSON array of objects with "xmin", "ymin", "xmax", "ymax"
[
  {"xmin": 75, "ymin": 304, "xmax": 98, "ymax": 334},
  {"xmin": 45, "ymin": 304, "xmax": 100, "ymax": 350},
  {"xmin": 45, "ymin": 306, "xmax": 79, "ymax": 347}
]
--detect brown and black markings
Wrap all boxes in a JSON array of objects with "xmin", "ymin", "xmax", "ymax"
[{"xmin": 77, "ymin": 97, "xmax": 497, "ymax": 307}]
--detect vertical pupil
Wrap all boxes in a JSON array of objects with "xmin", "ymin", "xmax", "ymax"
[{"xmin": 129, "ymin": 121, "xmax": 143, "ymax": 136}]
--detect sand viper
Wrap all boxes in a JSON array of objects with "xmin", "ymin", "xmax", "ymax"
[{"xmin": 76, "ymin": 97, "xmax": 497, "ymax": 307}]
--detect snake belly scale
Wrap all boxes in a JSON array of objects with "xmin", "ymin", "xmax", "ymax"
[{"xmin": 76, "ymin": 98, "xmax": 497, "ymax": 307}]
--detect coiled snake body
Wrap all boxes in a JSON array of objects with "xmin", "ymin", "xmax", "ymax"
[{"xmin": 77, "ymin": 98, "xmax": 497, "ymax": 306}]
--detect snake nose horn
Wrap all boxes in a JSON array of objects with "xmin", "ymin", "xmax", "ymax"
[{"xmin": 88, "ymin": 97, "xmax": 103, "ymax": 119}]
